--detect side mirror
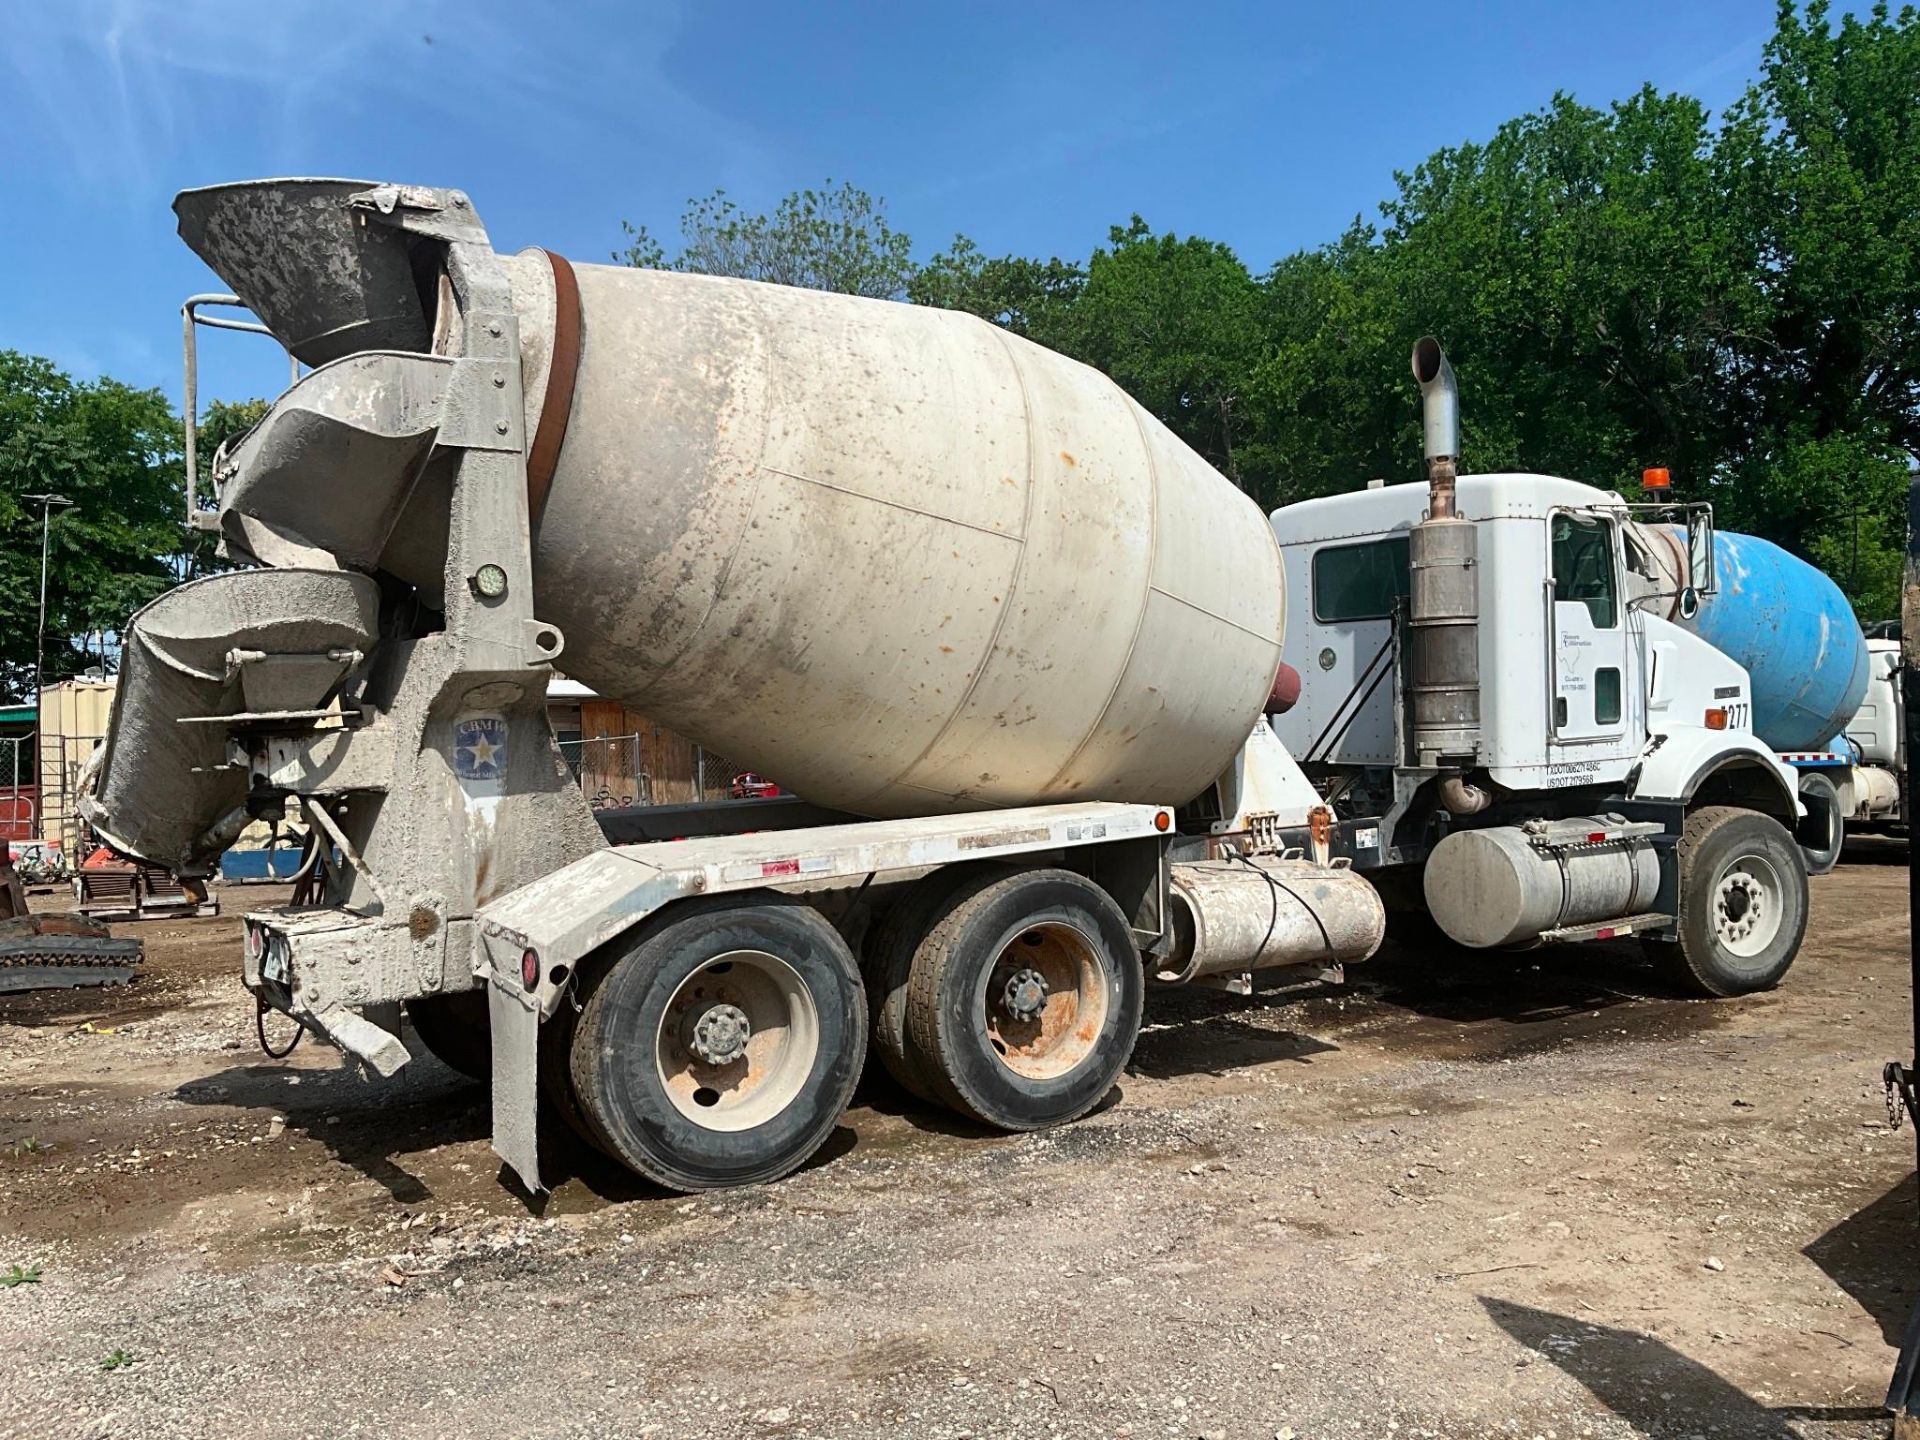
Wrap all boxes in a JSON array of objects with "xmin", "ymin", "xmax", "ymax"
[
  {"xmin": 1677, "ymin": 586, "xmax": 1700, "ymax": 620},
  {"xmin": 1689, "ymin": 506, "xmax": 1720, "ymax": 599}
]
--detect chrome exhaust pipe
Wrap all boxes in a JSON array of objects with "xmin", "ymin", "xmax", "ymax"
[
  {"xmin": 1411, "ymin": 336, "xmax": 1459, "ymax": 519},
  {"xmin": 1405, "ymin": 336, "xmax": 1481, "ymax": 767}
]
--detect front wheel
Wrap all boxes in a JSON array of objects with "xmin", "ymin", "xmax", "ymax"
[
  {"xmin": 1643, "ymin": 806, "xmax": 1808, "ymax": 997},
  {"xmin": 566, "ymin": 894, "xmax": 866, "ymax": 1191}
]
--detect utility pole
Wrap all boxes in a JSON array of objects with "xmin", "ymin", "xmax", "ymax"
[
  {"xmin": 24, "ymin": 493, "xmax": 74, "ymax": 709},
  {"xmin": 1883, "ymin": 470, "xmax": 1920, "ymax": 1436}
]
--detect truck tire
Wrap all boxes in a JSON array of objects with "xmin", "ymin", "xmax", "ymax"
[
  {"xmin": 863, "ymin": 866, "xmax": 1007, "ymax": 1103},
  {"xmin": 903, "ymin": 868, "xmax": 1143, "ymax": 1131},
  {"xmin": 406, "ymin": 991, "xmax": 490, "ymax": 1082},
  {"xmin": 1643, "ymin": 807, "xmax": 1808, "ymax": 997},
  {"xmin": 1795, "ymin": 770, "xmax": 1844, "ymax": 876},
  {"xmin": 567, "ymin": 894, "xmax": 866, "ymax": 1191}
]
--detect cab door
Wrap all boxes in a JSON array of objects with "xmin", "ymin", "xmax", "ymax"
[
  {"xmin": 1296, "ymin": 534, "xmax": 1409, "ymax": 765},
  {"xmin": 1548, "ymin": 510, "xmax": 1630, "ymax": 746}
]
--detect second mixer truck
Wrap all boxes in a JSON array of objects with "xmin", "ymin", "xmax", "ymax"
[{"xmin": 81, "ymin": 179, "xmax": 1846, "ymax": 1194}]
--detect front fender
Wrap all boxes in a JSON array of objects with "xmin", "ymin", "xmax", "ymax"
[{"xmin": 1630, "ymin": 730, "xmax": 1803, "ymax": 820}]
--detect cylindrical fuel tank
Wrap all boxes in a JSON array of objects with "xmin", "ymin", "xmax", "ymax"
[
  {"xmin": 502, "ymin": 256, "xmax": 1286, "ymax": 817},
  {"xmin": 1635, "ymin": 525, "xmax": 1868, "ymax": 753},
  {"xmin": 1157, "ymin": 858, "xmax": 1385, "ymax": 983},
  {"xmin": 1423, "ymin": 819, "xmax": 1661, "ymax": 949}
]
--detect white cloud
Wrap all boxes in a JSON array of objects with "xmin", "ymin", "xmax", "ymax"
[{"xmin": 0, "ymin": 0, "xmax": 768, "ymax": 205}]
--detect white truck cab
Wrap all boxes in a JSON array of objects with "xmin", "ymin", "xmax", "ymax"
[
  {"xmin": 1256, "ymin": 340, "xmax": 1814, "ymax": 998},
  {"xmin": 1777, "ymin": 632, "xmax": 1905, "ymax": 868},
  {"xmin": 1269, "ymin": 474, "xmax": 1784, "ymax": 801}
]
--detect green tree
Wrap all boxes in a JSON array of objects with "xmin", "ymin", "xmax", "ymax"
[
  {"xmin": 1252, "ymin": 223, "xmax": 1406, "ymax": 505},
  {"xmin": 0, "ymin": 353, "xmax": 190, "ymax": 697},
  {"xmin": 1052, "ymin": 219, "xmax": 1268, "ymax": 491},
  {"xmin": 1706, "ymin": 0, "xmax": 1919, "ymax": 615},
  {"xmin": 1240, "ymin": 0, "xmax": 1917, "ymax": 614},
  {"xmin": 618, "ymin": 181, "xmax": 918, "ymax": 299},
  {"xmin": 1265, "ymin": 85, "xmax": 1749, "ymax": 503},
  {"xmin": 0, "ymin": 355, "xmax": 259, "ymax": 698},
  {"xmin": 908, "ymin": 236, "xmax": 1085, "ymax": 338}
]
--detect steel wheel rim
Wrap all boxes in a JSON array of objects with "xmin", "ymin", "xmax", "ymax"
[
  {"xmin": 981, "ymin": 921, "xmax": 1108, "ymax": 1081},
  {"xmin": 1712, "ymin": 852, "xmax": 1784, "ymax": 959},
  {"xmin": 656, "ymin": 949, "xmax": 819, "ymax": 1132}
]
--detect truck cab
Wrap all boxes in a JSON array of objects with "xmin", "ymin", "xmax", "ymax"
[
  {"xmin": 1269, "ymin": 474, "xmax": 1788, "ymax": 823},
  {"xmin": 1265, "ymin": 445, "xmax": 1813, "ymax": 998}
]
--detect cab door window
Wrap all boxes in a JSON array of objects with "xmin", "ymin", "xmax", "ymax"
[{"xmin": 1551, "ymin": 513, "xmax": 1619, "ymax": 628}]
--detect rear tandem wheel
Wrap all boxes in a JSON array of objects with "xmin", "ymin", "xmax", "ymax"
[
  {"xmin": 901, "ymin": 868, "xmax": 1144, "ymax": 1131},
  {"xmin": 406, "ymin": 990, "xmax": 490, "ymax": 1082},
  {"xmin": 1794, "ymin": 769, "xmax": 1844, "ymax": 876},
  {"xmin": 863, "ymin": 865, "xmax": 1006, "ymax": 1102},
  {"xmin": 559, "ymin": 893, "xmax": 866, "ymax": 1191}
]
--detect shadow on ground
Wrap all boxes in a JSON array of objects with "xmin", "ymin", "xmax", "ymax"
[
  {"xmin": 1836, "ymin": 835, "xmax": 1909, "ymax": 868},
  {"xmin": 1129, "ymin": 996, "xmax": 1339, "ymax": 1079},
  {"xmin": 1804, "ymin": 1172, "xmax": 1920, "ymax": 1348},
  {"xmin": 1483, "ymin": 1297, "xmax": 1884, "ymax": 1436},
  {"xmin": 176, "ymin": 1055, "xmax": 488, "ymax": 1205},
  {"xmin": 1321, "ymin": 933, "xmax": 1737, "ymax": 1063}
]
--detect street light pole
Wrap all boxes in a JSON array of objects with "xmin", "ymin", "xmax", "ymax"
[{"xmin": 23, "ymin": 492, "xmax": 74, "ymax": 709}]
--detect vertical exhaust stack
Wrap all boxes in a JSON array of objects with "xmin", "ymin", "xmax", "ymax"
[
  {"xmin": 1412, "ymin": 337, "xmax": 1460, "ymax": 518},
  {"xmin": 1407, "ymin": 338, "xmax": 1481, "ymax": 769}
]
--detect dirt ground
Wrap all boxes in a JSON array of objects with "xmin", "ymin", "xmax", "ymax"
[{"xmin": 1, "ymin": 844, "xmax": 1914, "ymax": 1440}]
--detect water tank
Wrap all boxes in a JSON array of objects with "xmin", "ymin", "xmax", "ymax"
[{"xmin": 1672, "ymin": 529, "xmax": 1867, "ymax": 753}]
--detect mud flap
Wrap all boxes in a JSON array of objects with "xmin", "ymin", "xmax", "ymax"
[{"xmin": 489, "ymin": 979, "xmax": 543, "ymax": 1193}]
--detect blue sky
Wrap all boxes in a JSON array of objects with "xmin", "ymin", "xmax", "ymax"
[{"xmin": 3, "ymin": 0, "xmax": 1787, "ymax": 411}]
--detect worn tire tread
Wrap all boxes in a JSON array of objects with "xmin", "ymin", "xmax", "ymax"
[
  {"xmin": 566, "ymin": 892, "xmax": 866, "ymax": 1190},
  {"xmin": 865, "ymin": 867, "xmax": 1007, "ymax": 1102},
  {"xmin": 902, "ymin": 867, "xmax": 1140, "ymax": 1131}
]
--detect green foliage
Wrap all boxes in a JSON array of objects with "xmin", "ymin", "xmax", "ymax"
[
  {"xmin": 194, "ymin": 399, "xmax": 269, "ymax": 494},
  {"xmin": 618, "ymin": 181, "xmax": 917, "ymax": 299},
  {"xmin": 907, "ymin": 236, "xmax": 1084, "ymax": 338},
  {"xmin": 99, "ymin": 1349, "xmax": 134, "ymax": 1371},
  {"xmin": 0, "ymin": 353, "xmax": 264, "ymax": 699},
  {"xmin": 1, "ymin": 1263, "xmax": 41, "ymax": 1287},
  {"xmin": 0, "ymin": 353, "xmax": 183, "ymax": 697},
  {"xmin": 909, "ymin": 0, "xmax": 1919, "ymax": 618}
]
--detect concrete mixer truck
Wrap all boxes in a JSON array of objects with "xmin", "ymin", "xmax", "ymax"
[{"xmin": 81, "ymin": 178, "xmax": 1838, "ymax": 1195}]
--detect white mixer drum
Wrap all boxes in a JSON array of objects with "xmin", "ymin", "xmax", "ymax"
[{"xmin": 512, "ymin": 258, "xmax": 1286, "ymax": 817}]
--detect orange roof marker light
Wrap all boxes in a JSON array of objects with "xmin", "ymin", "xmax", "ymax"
[{"xmin": 1642, "ymin": 466, "xmax": 1671, "ymax": 490}]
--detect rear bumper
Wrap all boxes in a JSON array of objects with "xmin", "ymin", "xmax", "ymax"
[{"xmin": 242, "ymin": 904, "xmax": 473, "ymax": 1074}]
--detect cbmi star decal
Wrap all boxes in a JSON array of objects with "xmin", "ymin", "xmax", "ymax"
[{"xmin": 453, "ymin": 716, "xmax": 509, "ymax": 782}]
